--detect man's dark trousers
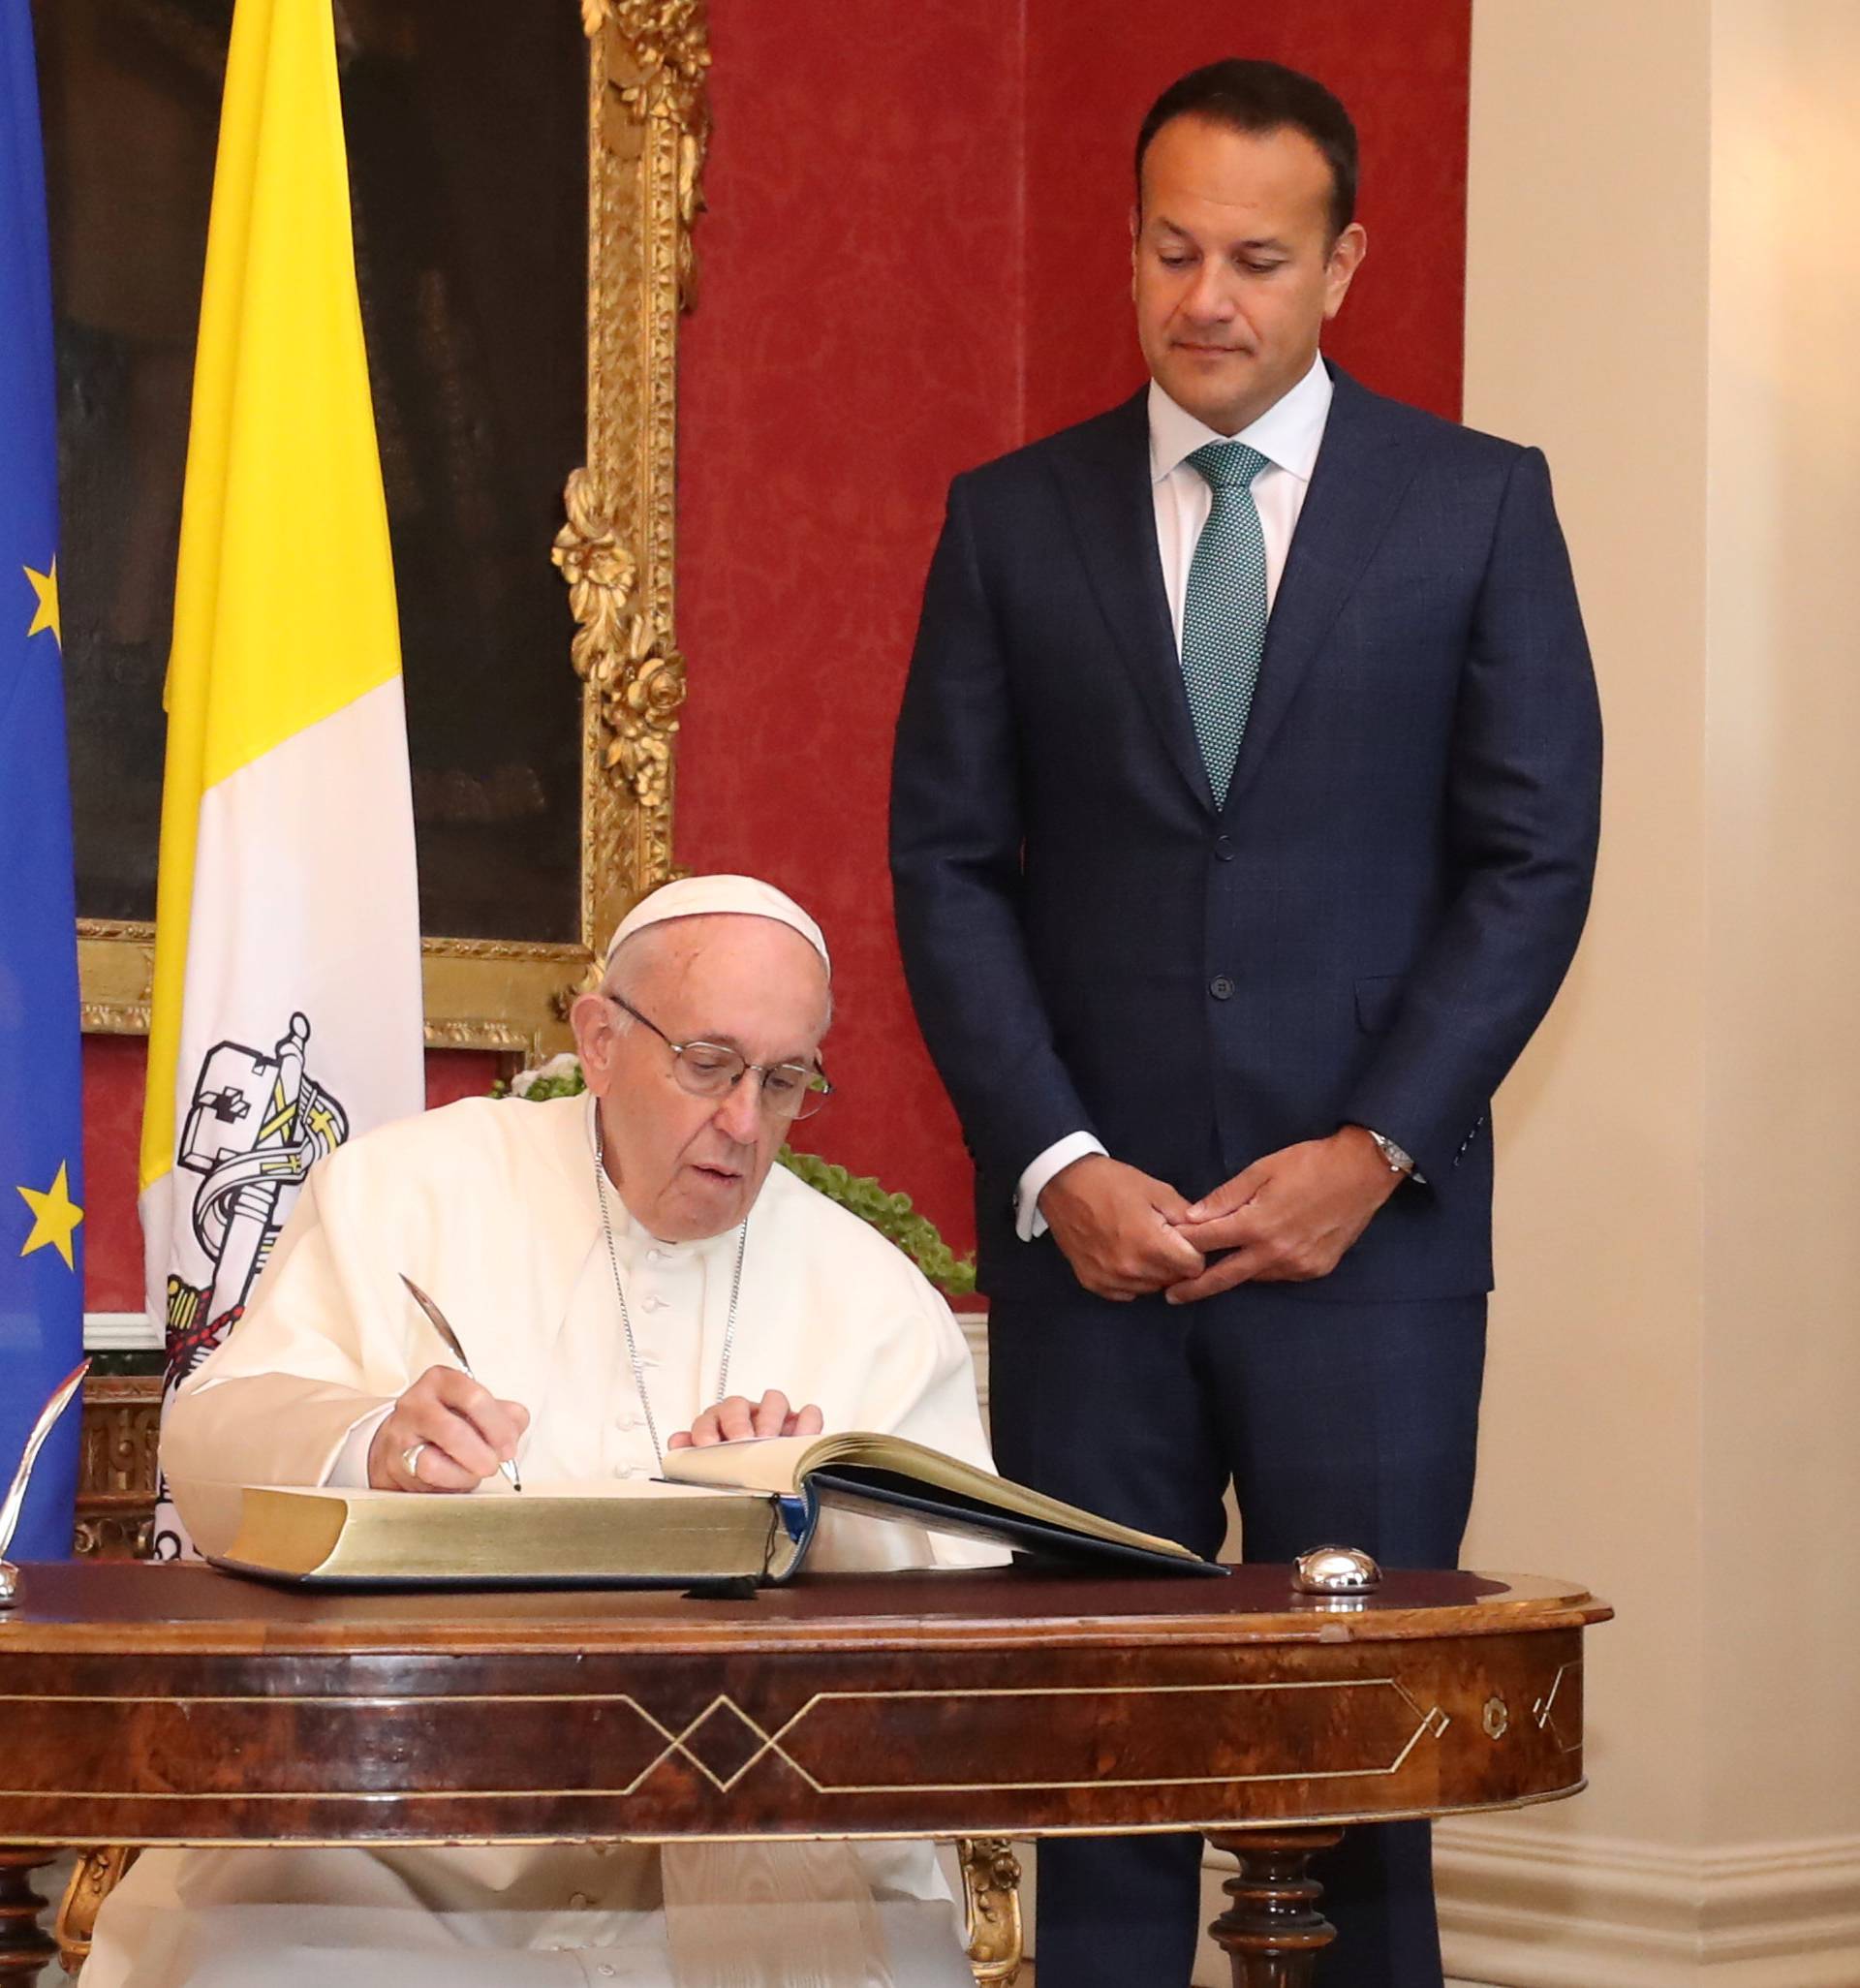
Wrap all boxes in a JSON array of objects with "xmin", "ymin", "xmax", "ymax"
[{"xmin": 988, "ymin": 1282, "xmax": 1486, "ymax": 1988}]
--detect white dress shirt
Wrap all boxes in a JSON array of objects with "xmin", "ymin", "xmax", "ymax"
[{"xmin": 1015, "ymin": 353, "xmax": 1334, "ymax": 1239}]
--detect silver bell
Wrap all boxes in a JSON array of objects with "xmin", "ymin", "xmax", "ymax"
[{"xmin": 1292, "ymin": 1544, "xmax": 1382, "ymax": 1596}]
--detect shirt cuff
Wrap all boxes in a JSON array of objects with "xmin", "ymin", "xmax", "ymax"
[
  {"xmin": 1014, "ymin": 1132, "xmax": 1109, "ymax": 1241},
  {"xmin": 326, "ymin": 1403, "xmax": 395, "ymax": 1488}
]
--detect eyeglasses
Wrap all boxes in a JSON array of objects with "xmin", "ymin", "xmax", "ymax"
[{"xmin": 606, "ymin": 993, "xmax": 833, "ymax": 1121}]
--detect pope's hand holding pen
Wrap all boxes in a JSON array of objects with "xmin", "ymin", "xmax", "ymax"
[
  {"xmin": 366, "ymin": 1364, "xmax": 530, "ymax": 1494},
  {"xmin": 386, "ymin": 1272, "xmax": 526, "ymax": 1492}
]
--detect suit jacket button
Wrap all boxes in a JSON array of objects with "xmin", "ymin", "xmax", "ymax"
[
  {"xmin": 1209, "ymin": 976, "xmax": 1235, "ymax": 1000},
  {"xmin": 1214, "ymin": 834, "xmax": 1235, "ymax": 861}
]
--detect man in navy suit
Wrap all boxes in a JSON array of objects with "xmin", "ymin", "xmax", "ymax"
[{"xmin": 889, "ymin": 58, "xmax": 1601, "ymax": 1988}]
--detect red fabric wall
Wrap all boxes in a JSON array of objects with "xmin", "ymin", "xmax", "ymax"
[
  {"xmin": 81, "ymin": 3, "xmax": 1470, "ymax": 1311},
  {"xmin": 674, "ymin": 1, "xmax": 1472, "ymax": 1279}
]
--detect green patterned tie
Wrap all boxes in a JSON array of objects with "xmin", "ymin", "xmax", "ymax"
[{"xmin": 1181, "ymin": 440, "xmax": 1271, "ymax": 806}]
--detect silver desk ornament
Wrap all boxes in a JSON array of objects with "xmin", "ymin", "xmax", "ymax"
[
  {"xmin": 1292, "ymin": 1544, "xmax": 1382, "ymax": 1597},
  {"xmin": 0, "ymin": 1358, "xmax": 91, "ymax": 1608}
]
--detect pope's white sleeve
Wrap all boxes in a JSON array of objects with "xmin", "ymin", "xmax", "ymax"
[
  {"xmin": 325, "ymin": 1404, "xmax": 395, "ymax": 1487},
  {"xmin": 163, "ymin": 1157, "xmax": 404, "ymax": 1489}
]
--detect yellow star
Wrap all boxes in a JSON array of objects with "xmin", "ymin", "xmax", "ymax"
[
  {"xmin": 23, "ymin": 557, "xmax": 60, "ymax": 650},
  {"xmin": 16, "ymin": 1163, "xmax": 83, "ymax": 1271}
]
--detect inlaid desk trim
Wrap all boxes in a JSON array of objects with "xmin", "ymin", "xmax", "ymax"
[{"xmin": 1, "ymin": 1675, "xmax": 1489, "ymax": 1803}]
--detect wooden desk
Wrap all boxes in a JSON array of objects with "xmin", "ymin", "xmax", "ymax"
[{"xmin": 0, "ymin": 1561, "xmax": 1608, "ymax": 1985}]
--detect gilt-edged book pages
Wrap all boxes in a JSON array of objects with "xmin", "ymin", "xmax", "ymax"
[
  {"xmin": 662, "ymin": 1432, "xmax": 1225, "ymax": 1577},
  {"xmin": 172, "ymin": 1475, "xmax": 816, "ymax": 1589}
]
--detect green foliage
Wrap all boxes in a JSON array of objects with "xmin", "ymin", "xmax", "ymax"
[
  {"xmin": 498, "ymin": 1056, "xmax": 977, "ymax": 1297},
  {"xmin": 496, "ymin": 1064, "xmax": 586, "ymax": 1102},
  {"xmin": 774, "ymin": 1147, "xmax": 977, "ymax": 1298}
]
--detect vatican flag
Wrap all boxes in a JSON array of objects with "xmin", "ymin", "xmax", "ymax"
[{"xmin": 140, "ymin": 0, "xmax": 423, "ymax": 1556}]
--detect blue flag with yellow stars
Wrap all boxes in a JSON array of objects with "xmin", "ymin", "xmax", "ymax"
[{"xmin": 0, "ymin": 0, "xmax": 84, "ymax": 1563}]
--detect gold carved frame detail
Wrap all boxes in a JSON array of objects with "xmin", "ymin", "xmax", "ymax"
[{"xmin": 76, "ymin": 0, "xmax": 710, "ymax": 1063}]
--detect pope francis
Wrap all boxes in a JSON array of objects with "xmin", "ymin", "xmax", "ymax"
[{"xmin": 84, "ymin": 876, "xmax": 999, "ymax": 1988}]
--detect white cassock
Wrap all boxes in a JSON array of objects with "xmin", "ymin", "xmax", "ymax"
[{"xmin": 86, "ymin": 1093, "xmax": 1002, "ymax": 1988}]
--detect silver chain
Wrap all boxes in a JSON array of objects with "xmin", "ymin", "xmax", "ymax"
[{"xmin": 594, "ymin": 1120, "xmax": 748, "ymax": 1473}]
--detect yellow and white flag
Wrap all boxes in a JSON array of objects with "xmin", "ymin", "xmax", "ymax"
[{"xmin": 140, "ymin": 0, "xmax": 422, "ymax": 1554}]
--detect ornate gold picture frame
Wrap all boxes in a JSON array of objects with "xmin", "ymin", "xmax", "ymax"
[{"xmin": 76, "ymin": 0, "xmax": 708, "ymax": 1063}]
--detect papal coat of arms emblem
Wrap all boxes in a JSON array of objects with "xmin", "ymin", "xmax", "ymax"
[
  {"xmin": 163, "ymin": 1013, "xmax": 350, "ymax": 1388},
  {"xmin": 151, "ymin": 1014, "xmax": 351, "ymax": 1561}
]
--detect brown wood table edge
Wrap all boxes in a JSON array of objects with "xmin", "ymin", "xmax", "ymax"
[{"xmin": 0, "ymin": 1569, "xmax": 1613, "ymax": 1658}]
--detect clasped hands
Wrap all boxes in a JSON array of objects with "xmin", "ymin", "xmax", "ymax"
[
  {"xmin": 366, "ymin": 1375, "xmax": 823, "ymax": 1493},
  {"xmin": 1038, "ymin": 1129, "xmax": 1404, "ymax": 1306}
]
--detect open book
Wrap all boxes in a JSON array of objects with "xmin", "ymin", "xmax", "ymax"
[
  {"xmin": 172, "ymin": 1433, "xmax": 1220, "ymax": 1588},
  {"xmin": 663, "ymin": 1431, "xmax": 1222, "ymax": 1576}
]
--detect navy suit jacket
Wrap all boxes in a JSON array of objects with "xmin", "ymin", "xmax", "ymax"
[{"xmin": 890, "ymin": 363, "xmax": 1602, "ymax": 1306}]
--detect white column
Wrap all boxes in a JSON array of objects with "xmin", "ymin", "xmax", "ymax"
[{"xmin": 1443, "ymin": 4, "xmax": 1860, "ymax": 1983}]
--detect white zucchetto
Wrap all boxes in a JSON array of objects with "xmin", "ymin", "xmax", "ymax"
[{"xmin": 603, "ymin": 874, "xmax": 831, "ymax": 978}]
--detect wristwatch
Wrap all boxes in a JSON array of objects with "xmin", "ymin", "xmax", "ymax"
[{"xmin": 1365, "ymin": 1129, "xmax": 1417, "ymax": 1177}]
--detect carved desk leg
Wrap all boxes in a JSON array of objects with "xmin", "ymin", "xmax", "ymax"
[
  {"xmin": 958, "ymin": 1837, "xmax": 1023, "ymax": 1985},
  {"xmin": 1205, "ymin": 1828, "xmax": 1345, "ymax": 1987},
  {"xmin": 0, "ymin": 1849, "xmax": 58, "ymax": 1988},
  {"xmin": 56, "ymin": 1848, "xmax": 138, "ymax": 1975}
]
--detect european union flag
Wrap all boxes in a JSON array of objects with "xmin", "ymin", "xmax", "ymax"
[{"xmin": 0, "ymin": 0, "xmax": 84, "ymax": 1563}]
